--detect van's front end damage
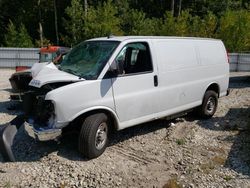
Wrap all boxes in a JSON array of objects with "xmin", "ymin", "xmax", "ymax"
[
  {"xmin": 0, "ymin": 63, "xmax": 82, "ymax": 161},
  {"xmin": 0, "ymin": 91, "xmax": 64, "ymax": 162},
  {"xmin": 1, "ymin": 39, "xmax": 119, "ymax": 161},
  {"xmin": 24, "ymin": 122, "xmax": 62, "ymax": 142},
  {"xmin": 21, "ymin": 63, "xmax": 82, "ymax": 143},
  {"xmin": 23, "ymin": 92, "xmax": 62, "ymax": 142}
]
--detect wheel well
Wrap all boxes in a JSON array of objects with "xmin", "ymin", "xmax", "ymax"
[
  {"xmin": 206, "ymin": 83, "xmax": 220, "ymax": 97},
  {"xmin": 65, "ymin": 109, "xmax": 118, "ymax": 133}
]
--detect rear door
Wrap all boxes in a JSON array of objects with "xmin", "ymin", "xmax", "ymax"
[{"xmin": 111, "ymin": 42, "xmax": 160, "ymax": 128}]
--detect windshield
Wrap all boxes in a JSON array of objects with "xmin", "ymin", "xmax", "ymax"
[
  {"xmin": 40, "ymin": 52, "xmax": 57, "ymax": 63},
  {"xmin": 59, "ymin": 41, "xmax": 120, "ymax": 79}
]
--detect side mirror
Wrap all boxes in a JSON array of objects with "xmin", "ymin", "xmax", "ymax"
[
  {"xmin": 106, "ymin": 61, "xmax": 118, "ymax": 78},
  {"xmin": 109, "ymin": 60, "xmax": 123, "ymax": 76},
  {"xmin": 109, "ymin": 68, "xmax": 119, "ymax": 77}
]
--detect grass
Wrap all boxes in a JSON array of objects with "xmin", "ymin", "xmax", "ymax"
[
  {"xmin": 223, "ymin": 175, "xmax": 232, "ymax": 181},
  {"xmin": 163, "ymin": 178, "xmax": 183, "ymax": 188},
  {"xmin": 176, "ymin": 139, "xmax": 185, "ymax": 145},
  {"xmin": 206, "ymin": 146, "xmax": 226, "ymax": 155},
  {"xmin": 59, "ymin": 181, "xmax": 69, "ymax": 188},
  {"xmin": 200, "ymin": 161, "xmax": 215, "ymax": 173},
  {"xmin": 200, "ymin": 156, "xmax": 226, "ymax": 173},
  {"xmin": 3, "ymin": 181, "xmax": 11, "ymax": 188},
  {"xmin": 211, "ymin": 156, "xmax": 226, "ymax": 166}
]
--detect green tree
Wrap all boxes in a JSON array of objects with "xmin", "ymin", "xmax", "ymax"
[
  {"xmin": 4, "ymin": 21, "xmax": 33, "ymax": 47},
  {"xmin": 84, "ymin": 0, "xmax": 122, "ymax": 39},
  {"xmin": 174, "ymin": 11, "xmax": 190, "ymax": 36},
  {"xmin": 160, "ymin": 11, "xmax": 190, "ymax": 36},
  {"xmin": 160, "ymin": 12, "xmax": 176, "ymax": 36},
  {"xmin": 4, "ymin": 20, "xmax": 18, "ymax": 47},
  {"xmin": 2, "ymin": 0, "xmax": 250, "ymax": 51},
  {"xmin": 17, "ymin": 23, "xmax": 33, "ymax": 47},
  {"xmin": 122, "ymin": 9, "xmax": 157, "ymax": 35},
  {"xmin": 189, "ymin": 12, "xmax": 217, "ymax": 38},
  {"xmin": 64, "ymin": 0, "xmax": 122, "ymax": 46},
  {"xmin": 218, "ymin": 10, "xmax": 250, "ymax": 52},
  {"xmin": 188, "ymin": 15, "xmax": 202, "ymax": 37},
  {"xmin": 199, "ymin": 12, "xmax": 217, "ymax": 38},
  {"xmin": 64, "ymin": 0, "xmax": 85, "ymax": 45}
]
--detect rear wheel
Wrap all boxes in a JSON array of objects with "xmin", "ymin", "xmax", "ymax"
[
  {"xmin": 198, "ymin": 90, "xmax": 218, "ymax": 119},
  {"xmin": 78, "ymin": 113, "xmax": 109, "ymax": 159}
]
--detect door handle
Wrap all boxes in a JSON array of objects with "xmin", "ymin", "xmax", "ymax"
[{"xmin": 154, "ymin": 75, "xmax": 158, "ymax": 87}]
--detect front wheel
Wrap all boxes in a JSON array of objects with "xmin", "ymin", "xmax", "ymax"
[
  {"xmin": 198, "ymin": 90, "xmax": 218, "ymax": 119},
  {"xmin": 78, "ymin": 113, "xmax": 109, "ymax": 159}
]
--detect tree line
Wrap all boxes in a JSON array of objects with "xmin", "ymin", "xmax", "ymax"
[{"xmin": 0, "ymin": 0, "xmax": 249, "ymax": 52}]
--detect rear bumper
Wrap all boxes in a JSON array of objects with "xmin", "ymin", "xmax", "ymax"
[{"xmin": 24, "ymin": 122, "xmax": 62, "ymax": 141}]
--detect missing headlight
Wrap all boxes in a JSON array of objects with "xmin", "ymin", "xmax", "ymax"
[{"xmin": 35, "ymin": 99, "xmax": 55, "ymax": 126}]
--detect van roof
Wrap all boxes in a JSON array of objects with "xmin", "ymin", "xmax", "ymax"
[{"xmin": 87, "ymin": 36, "xmax": 220, "ymax": 42}]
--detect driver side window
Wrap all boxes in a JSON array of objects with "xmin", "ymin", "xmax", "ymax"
[{"xmin": 115, "ymin": 42, "xmax": 153, "ymax": 75}]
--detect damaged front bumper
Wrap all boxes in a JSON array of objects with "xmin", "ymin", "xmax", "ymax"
[
  {"xmin": 0, "ymin": 115, "xmax": 63, "ymax": 162},
  {"xmin": 24, "ymin": 122, "xmax": 62, "ymax": 141},
  {"xmin": 0, "ymin": 115, "xmax": 25, "ymax": 162}
]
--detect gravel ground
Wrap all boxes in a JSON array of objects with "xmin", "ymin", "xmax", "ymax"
[{"xmin": 0, "ymin": 69, "xmax": 250, "ymax": 188}]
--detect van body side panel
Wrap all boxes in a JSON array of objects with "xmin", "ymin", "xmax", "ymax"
[
  {"xmin": 151, "ymin": 39, "xmax": 229, "ymax": 117},
  {"xmin": 195, "ymin": 40, "xmax": 229, "ymax": 97},
  {"xmin": 153, "ymin": 39, "xmax": 204, "ymax": 113}
]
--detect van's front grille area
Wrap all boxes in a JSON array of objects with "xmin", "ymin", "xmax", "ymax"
[{"xmin": 23, "ymin": 91, "xmax": 55, "ymax": 127}]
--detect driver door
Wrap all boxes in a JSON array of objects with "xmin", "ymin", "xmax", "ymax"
[{"xmin": 111, "ymin": 42, "xmax": 160, "ymax": 128}]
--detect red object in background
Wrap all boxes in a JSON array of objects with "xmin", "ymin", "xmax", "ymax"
[
  {"xmin": 15, "ymin": 46, "xmax": 71, "ymax": 72},
  {"xmin": 15, "ymin": 66, "xmax": 30, "ymax": 72},
  {"xmin": 15, "ymin": 46, "xmax": 60, "ymax": 72},
  {"xmin": 40, "ymin": 46, "xmax": 61, "ymax": 53}
]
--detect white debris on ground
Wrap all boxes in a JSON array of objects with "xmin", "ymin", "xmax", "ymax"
[{"xmin": 0, "ymin": 69, "xmax": 250, "ymax": 188}]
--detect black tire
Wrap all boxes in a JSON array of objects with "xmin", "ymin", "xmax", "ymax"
[
  {"xmin": 78, "ymin": 113, "xmax": 109, "ymax": 159},
  {"xmin": 198, "ymin": 90, "xmax": 218, "ymax": 119}
]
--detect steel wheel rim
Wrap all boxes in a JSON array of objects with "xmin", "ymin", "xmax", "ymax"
[
  {"xmin": 206, "ymin": 97, "xmax": 216, "ymax": 114},
  {"xmin": 95, "ymin": 122, "xmax": 108, "ymax": 150}
]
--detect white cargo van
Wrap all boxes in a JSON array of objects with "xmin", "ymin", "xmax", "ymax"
[{"xmin": 23, "ymin": 36, "xmax": 229, "ymax": 159}]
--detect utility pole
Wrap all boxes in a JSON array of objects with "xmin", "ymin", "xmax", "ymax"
[{"xmin": 54, "ymin": 0, "xmax": 59, "ymax": 45}]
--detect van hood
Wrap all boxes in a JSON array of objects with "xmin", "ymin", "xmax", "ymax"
[
  {"xmin": 30, "ymin": 62, "xmax": 50, "ymax": 78},
  {"xmin": 29, "ymin": 63, "xmax": 84, "ymax": 88}
]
